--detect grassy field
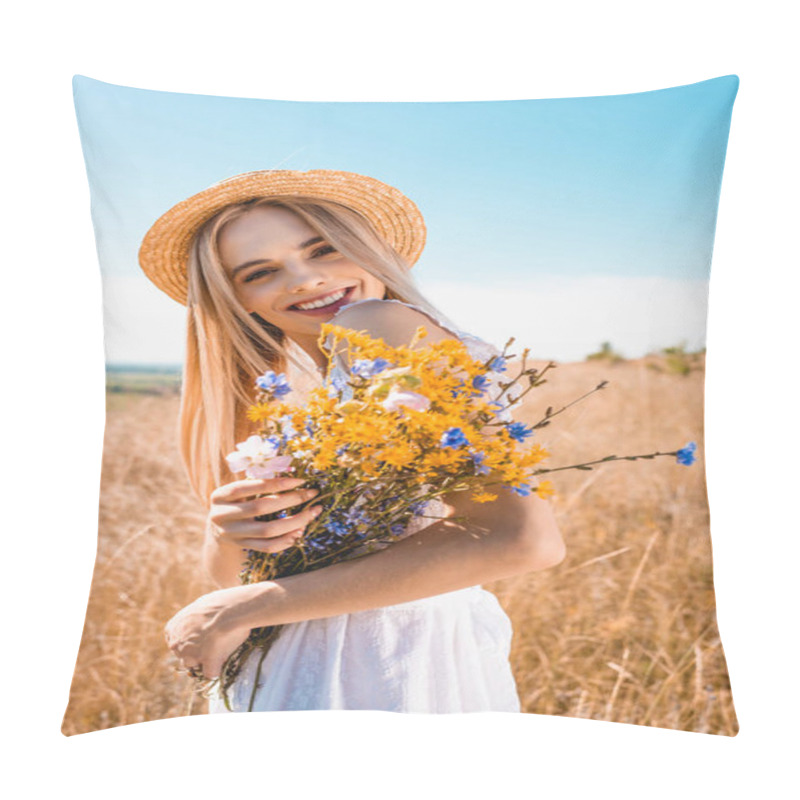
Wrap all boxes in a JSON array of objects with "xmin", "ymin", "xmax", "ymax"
[{"xmin": 62, "ymin": 353, "xmax": 737, "ymax": 735}]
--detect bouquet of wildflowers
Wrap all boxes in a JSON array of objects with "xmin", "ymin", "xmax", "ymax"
[{"xmin": 204, "ymin": 323, "xmax": 696, "ymax": 709}]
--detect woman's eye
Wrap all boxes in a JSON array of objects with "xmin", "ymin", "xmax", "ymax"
[
  {"xmin": 312, "ymin": 245, "xmax": 337, "ymax": 258},
  {"xmin": 243, "ymin": 269, "xmax": 274, "ymax": 283}
]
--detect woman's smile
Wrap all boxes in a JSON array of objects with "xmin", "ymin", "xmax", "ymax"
[{"xmin": 286, "ymin": 285, "xmax": 357, "ymax": 314}]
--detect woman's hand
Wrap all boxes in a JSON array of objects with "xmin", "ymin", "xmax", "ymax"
[
  {"xmin": 164, "ymin": 586, "xmax": 260, "ymax": 679},
  {"xmin": 208, "ymin": 476, "xmax": 324, "ymax": 554}
]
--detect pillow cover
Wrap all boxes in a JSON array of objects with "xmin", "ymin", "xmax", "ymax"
[{"xmin": 63, "ymin": 75, "xmax": 739, "ymax": 734}]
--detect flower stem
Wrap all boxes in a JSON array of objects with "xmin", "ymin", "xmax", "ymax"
[{"xmin": 533, "ymin": 450, "xmax": 678, "ymax": 475}]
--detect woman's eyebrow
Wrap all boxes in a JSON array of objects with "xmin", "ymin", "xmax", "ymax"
[{"xmin": 231, "ymin": 236, "xmax": 325, "ymax": 276}]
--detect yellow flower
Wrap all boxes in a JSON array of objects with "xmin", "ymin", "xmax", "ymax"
[
  {"xmin": 420, "ymin": 449, "xmax": 469, "ymax": 472},
  {"xmin": 246, "ymin": 403, "xmax": 276, "ymax": 423},
  {"xmin": 471, "ymin": 491, "xmax": 498, "ymax": 503},
  {"xmin": 376, "ymin": 441, "xmax": 420, "ymax": 469},
  {"xmin": 518, "ymin": 443, "xmax": 550, "ymax": 467},
  {"xmin": 534, "ymin": 480, "xmax": 555, "ymax": 499},
  {"xmin": 312, "ymin": 451, "xmax": 337, "ymax": 470},
  {"xmin": 409, "ymin": 325, "xmax": 428, "ymax": 347}
]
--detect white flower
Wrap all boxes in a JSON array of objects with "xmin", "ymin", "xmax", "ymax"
[
  {"xmin": 226, "ymin": 435, "xmax": 290, "ymax": 478},
  {"xmin": 245, "ymin": 455, "xmax": 294, "ymax": 480},
  {"xmin": 381, "ymin": 389, "xmax": 431, "ymax": 413}
]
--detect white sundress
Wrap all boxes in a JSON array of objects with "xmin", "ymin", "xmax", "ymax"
[{"xmin": 208, "ymin": 299, "xmax": 521, "ymax": 714}]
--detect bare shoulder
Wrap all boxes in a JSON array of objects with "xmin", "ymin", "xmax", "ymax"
[{"xmin": 330, "ymin": 299, "xmax": 458, "ymax": 348}]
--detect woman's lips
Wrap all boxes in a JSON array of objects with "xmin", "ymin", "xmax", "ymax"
[{"xmin": 288, "ymin": 286, "xmax": 356, "ymax": 316}]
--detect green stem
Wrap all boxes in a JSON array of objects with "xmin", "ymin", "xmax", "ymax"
[
  {"xmin": 533, "ymin": 450, "xmax": 679, "ymax": 475},
  {"xmin": 248, "ymin": 637, "xmax": 272, "ymax": 712},
  {"xmin": 526, "ymin": 380, "xmax": 608, "ymax": 430}
]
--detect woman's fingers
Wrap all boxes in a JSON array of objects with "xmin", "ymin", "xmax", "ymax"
[
  {"xmin": 255, "ymin": 504, "xmax": 324, "ymax": 538},
  {"xmin": 209, "ymin": 485, "xmax": 319, "ymax": 525},
  {"xmin": 220, "ymin": 503, "xmax": 323, "ymax": 544},
  {"xmin": 165, "ymin": 595, "xmax": 254, "ymax": 680},
  {"xmin": 236, "ymin": 528, "xmax": 306, "ymax": 554},
  {"xmin": 244, "ymin": 487, "xmax": 320, "ymax": 520},
  {"xmin": 210, "ymin": 476, "xmax": 305, "ymax": 505},
  {"xmin": 212, "ymin": 493, "xmax": 322, "ymax": 529},
  {"xmin": 207, "ymin": 477, "xmax": 324, "ymax": 554}
]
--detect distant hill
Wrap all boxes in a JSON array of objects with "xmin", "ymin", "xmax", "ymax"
[
  {"xmin": 107, "ymin": 364, "xmax": 182, "ymax": 374},
  {"xmin": 106, "ymin": 364, "xmax": 182, "ymax": 395}
]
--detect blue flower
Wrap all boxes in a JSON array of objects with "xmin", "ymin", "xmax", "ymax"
[
  {"xmin": 279, "ymin": 415, "xmax": 298, "ymax": 443},
  {"xmin": 330, "ymin": 370, "xmax": 349, "ymax": 394},
  {"xmin": 325, "ymin": 518, "xmax": 350, "ymax": 537},
  {"xmin": 676, "ymin": 441, "xmax": 697, "ymax": 466},
  {"xmin": 508, "ymin": 484, "xmax": 532, "ymax": 497},
  {"xmin": 389, "ymin": 523, "xmax": 407, "ymax": 537},
  {"xmin": 507, "ymin": 422, "xmax": 535, "ymax": 442},
  {"xmin": 409, "ymin": 500, "xmax": 428, "ymax": 515},
  {"xmin": 304, "ymin": 536, "xmax": 332, "ymax": 553},
  {"xmin": 351, "ymin": 358, "xmax": 393, "ymax": 378},
  {"xmin": 263, "ymin": 434, "xmax": 282, "ymax": 451},
  {"xmin": 470, "ymin": 451, "xmax": 491, "ymax": 476},
  {"xmin": 255, "ymin": 370, "xmax": 292, "ymax": 397},
  {"xmin": 440, "ymin": 427, "xmax": 469, "ymax": 449},
  {"xmin": 472, "ymin": 374, "xmax": 491, "ymax": 394},
  {"xmin": 344, "ymin": 506, "xmax": 371, "ymax": 528},
  {"xmin": 327, "ymin": 370, "xmax": 349, "ymax": 399},
  {"xmin": 488, "ymin": 356, "xmax": 507, "ymax": 373}
]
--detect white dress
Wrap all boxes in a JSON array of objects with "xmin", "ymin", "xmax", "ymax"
[{"xmin": 208, "ymin": 300, "xmax": 521, "ymax": 714}]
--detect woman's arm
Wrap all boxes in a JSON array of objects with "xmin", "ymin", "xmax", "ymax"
[
  {"xmin": 203, "ymin": 521, "xmax": 249, "ymax": 588},
  {"xmin": 224, "ymin": 482, "xmax": 563, "ymax": 633},
  {"xmin": 167, "ymin": 484, "xmax": 563, "ymax": 678}
]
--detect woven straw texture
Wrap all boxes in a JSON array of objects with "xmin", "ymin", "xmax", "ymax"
[{"xmin": 138, "ymin": 170, "xmax": 426, "ymax": 305}]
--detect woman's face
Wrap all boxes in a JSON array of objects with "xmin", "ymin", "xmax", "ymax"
[{"xmin": 218, "ymin": 204, "xmax": 386, "ymax": 344}]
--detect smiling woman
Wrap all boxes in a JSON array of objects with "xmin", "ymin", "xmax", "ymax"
[{"xmin": 138, "ymin": 169, "xmax": 564, "ymax": 713}]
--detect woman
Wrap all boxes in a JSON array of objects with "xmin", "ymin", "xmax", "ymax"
[{"xmin": 142, "ymin": 169, "xmax": 565, "ymax": 712}]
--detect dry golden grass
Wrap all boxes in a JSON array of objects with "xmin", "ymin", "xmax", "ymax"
[{"xmin": 62, "ymin": 355, "xmax": 737, "ymax": 736}]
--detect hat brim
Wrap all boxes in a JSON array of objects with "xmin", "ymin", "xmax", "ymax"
[{"xmin": 138, "ymin": 170, "xmax": 427, "ymax": 305}]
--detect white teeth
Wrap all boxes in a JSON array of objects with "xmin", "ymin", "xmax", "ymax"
[{"xmin": 294, "ymin": 288, "xmax": 348, "ymax": 311}]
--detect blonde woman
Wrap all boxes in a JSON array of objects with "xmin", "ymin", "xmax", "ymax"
[{"xmin": 145, "ymin": 170, "xmax": 565, "ymax": 713}]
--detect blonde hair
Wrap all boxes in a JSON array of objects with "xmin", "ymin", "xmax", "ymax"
[{"xmin": 179, "ymin": 196, "xmax": 459, "ymax": 506}]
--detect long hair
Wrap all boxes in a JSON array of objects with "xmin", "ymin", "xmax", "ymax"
[{"xmin": 179, "ymin": 196, "xmax": 460, "ymax": 506}]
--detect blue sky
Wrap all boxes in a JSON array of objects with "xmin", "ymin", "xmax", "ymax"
[{"xmin": 73, "ymin": 75, "xmax": 738, "ymax": 364}]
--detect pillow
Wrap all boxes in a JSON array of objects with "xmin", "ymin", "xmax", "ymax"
[{"xmin": 63, "ymin": 74, "xmax": 739, "ymax": 734}]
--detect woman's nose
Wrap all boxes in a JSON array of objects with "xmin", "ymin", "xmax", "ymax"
[{"xmin": 284, "ymin": 258, "xmax": 327, "ymax": 293}]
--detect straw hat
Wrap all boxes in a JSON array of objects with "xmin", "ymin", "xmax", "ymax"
[{"xmin": 138, "ymin": 169, "xmax": 427, "ymax": 305}]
